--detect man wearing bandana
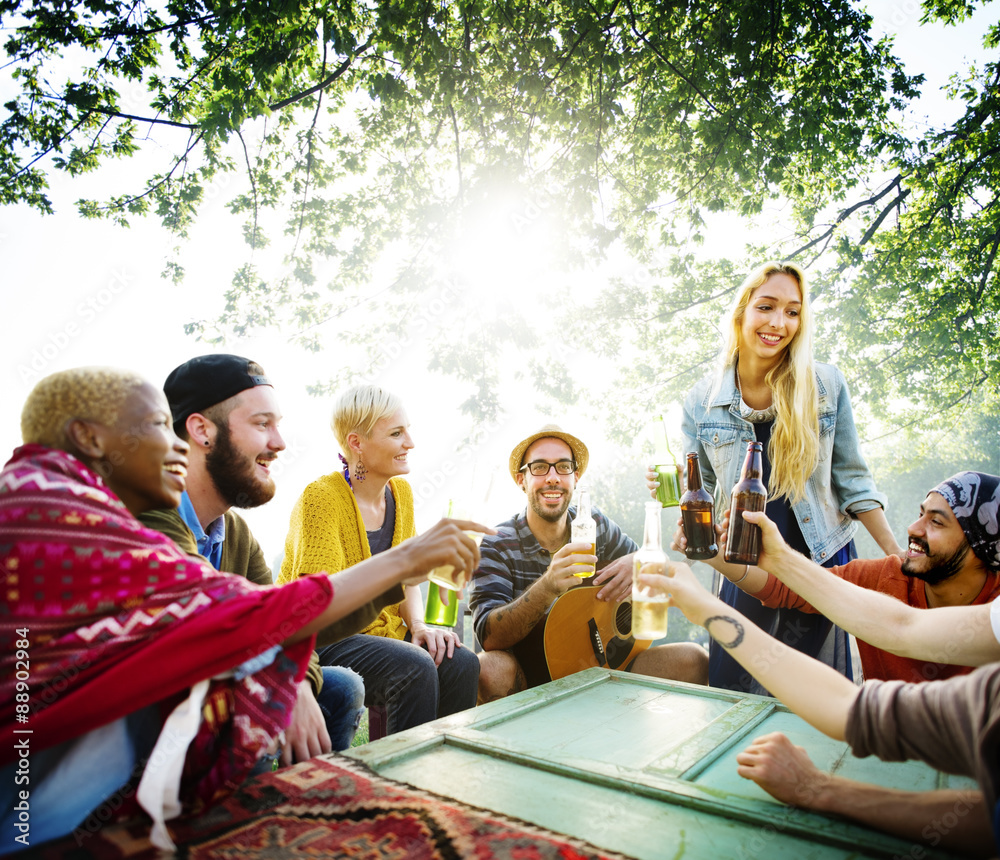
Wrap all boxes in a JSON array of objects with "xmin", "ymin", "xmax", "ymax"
[
  {"xmin": 723, "ymin": 471, "xmax": 1000, "ymax": 686},
  {"xmin": 703, "ymin": 471, "xmax": 1000, "ymax": 855}
]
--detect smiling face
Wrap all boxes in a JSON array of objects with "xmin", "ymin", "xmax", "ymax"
[
  {"xmin": 902, "ymin": 492, "xmax": 973, "ymax": 585},
  {"xmin": 204, "ymin": 385, "xmax": 285, "ymax": 509},
  {"xmin": 738, "ymin": 272, "xmax": 802, "ymax": 364},
  {"xmin": 355, "ymin": 409, "xmax": 413, "ymax": 481},
  {"xmin": 95, "ymin": 382, "xmax": 190, "ymax": 516},
  {"xmin": 516, "ymin": 437, "xmax": 578, "ymax": 524}
]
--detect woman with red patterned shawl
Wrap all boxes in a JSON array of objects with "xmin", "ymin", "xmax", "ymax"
[{"xmin": 0, "ymin": 368, "xmax": 487, "ymax": 853}]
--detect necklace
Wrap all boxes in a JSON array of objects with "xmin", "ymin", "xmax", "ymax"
[{"xmin": 736, "ymin": 366, "xmax": 777, "ymax": 423}]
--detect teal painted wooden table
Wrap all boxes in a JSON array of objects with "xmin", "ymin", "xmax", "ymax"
[{"xmin": 344, "ymin": 668, "xmax": 976, "ymax": 859}]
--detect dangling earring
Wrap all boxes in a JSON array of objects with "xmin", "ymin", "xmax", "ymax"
[{"xmin": 353, "ymin": 460, "xmax": 367, "ymax": 483}]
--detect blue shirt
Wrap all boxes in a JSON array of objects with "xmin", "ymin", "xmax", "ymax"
[
  {"xmin": 682, "ymin": 361, "xmax": 886, "ymax": 563},
  {"xmin": 176, "ymin": 491, "xmax": 225, "ymax": 570}
]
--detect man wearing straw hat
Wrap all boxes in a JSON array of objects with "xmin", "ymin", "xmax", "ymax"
[{"xmin": 469, "ymin": 425, "xmax": 708, "ymax": 702}]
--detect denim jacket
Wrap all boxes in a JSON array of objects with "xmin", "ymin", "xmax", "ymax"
[{"xmin": 681, "ymin": 362, "xmax": 886, "ymax": 562}]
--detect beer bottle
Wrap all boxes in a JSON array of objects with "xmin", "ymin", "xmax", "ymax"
[
  {"xmin": 631, "ymin": 501, "xmax": 669, "ymax": 639},
  {"xmin": 724, "ymin": 441, "xmax": 768, "ymax": 565},
  {"xmin": 680, "ymin": 452, "xmax": 717, "ymax": 560},
  {"xmin": 570, "ymin": 485, "xmax": 597, "ymax": 578}
]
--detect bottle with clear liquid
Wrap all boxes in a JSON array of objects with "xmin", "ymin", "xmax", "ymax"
[
  {"xmin": 632, "ymin": 501, "xmax": 669, "ymax": 639},
  {"xmin": 680, "ymin": 452, "xmax": 718, "ymax": 560},
  {"xmin": 570, "ymin": 485, "xmax": 597, "ymax": 578},
  {"xmin": 724, "ymin": 441, "xmax": 768, "ymax": 565}
]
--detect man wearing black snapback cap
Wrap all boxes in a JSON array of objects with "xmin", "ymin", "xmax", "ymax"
[{"xmin": 141, "ymin": 354, "xmax": 366, "ymax": 765}]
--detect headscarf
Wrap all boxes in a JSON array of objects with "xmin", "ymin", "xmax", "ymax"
[{"xmin": 930, "ymin": 471, "xmax": 1000, "ymax": 571}]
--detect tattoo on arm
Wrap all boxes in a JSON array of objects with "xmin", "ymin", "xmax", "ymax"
[
  {"xmin": 704, "ymin": 615, "xmax": 745, "ymax": 650},
  {"xmin": 483, "ymin": 588, "xmax": 545, "ymax": 647}
]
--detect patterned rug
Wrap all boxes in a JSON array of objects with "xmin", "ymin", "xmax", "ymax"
[{"xmin": 37, "ymin": 755, "xmax": 635, "ymax": 859}]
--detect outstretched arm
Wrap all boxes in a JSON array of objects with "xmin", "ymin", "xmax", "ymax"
[
  {"xmin": 743, "ymin": 511, "xmax": 1000, "ymax": 667},
  {"xmin": 285, "ymin": 518, "xmax": 493, "ymax": 645},
  {"xmin": 649, "ymin": 562, "xmax": 859, "ymax": 740},
  {"xmin": 737, "ymin": 733, "xmax": 993, "ymax": 856}
]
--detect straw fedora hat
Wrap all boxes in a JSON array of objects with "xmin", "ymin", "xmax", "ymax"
[{"xmin": 508, "ymin": 424, "xmax": 589, "ymax": 484}]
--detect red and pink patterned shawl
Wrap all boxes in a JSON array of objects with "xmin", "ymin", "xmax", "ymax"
[{"xmin": 0, "ymin": 445, "xmax": 334, "ymax": 814}]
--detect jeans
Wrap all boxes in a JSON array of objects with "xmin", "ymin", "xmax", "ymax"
[
  {"xmin": 0, "ymin": 705, "xmax": 159, "ymax": 852},
  {"xmin": 316, "ymin": 665, "xmax": 366, "ymax": 751},
  {"xmin": 318, "ymin": 633, "xmax": 479, "ymax": 735}
]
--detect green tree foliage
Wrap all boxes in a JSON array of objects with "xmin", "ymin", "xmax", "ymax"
[{"xmin": 1, "ymin": 0, "xmax": 997, "ymax": 442}]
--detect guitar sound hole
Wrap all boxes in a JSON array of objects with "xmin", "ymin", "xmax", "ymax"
[{"xmin": 615, "ymin": 602, "xmax": 632, "ymax": 638}]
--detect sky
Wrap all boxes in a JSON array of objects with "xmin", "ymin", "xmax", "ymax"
[{"xmin": 1, "ymin": 2, "xmax": 996, "ymax": 562}]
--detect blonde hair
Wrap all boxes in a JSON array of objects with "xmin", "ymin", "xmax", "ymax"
[
  {"xmin": 21, "ymin": 367, "xmax": 147, "ymax": 450},
  {"xmin": 721, "ymin": 261, "xmax": 818, "ymax": 503},
  {"xmin": 331, "ymin": 384, "xmax": 403, "ymax": 452}
]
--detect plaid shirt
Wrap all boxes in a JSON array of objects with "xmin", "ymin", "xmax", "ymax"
[{"xmin": 469, "ymin": 505, "xmax": 637, "ymax": 647}]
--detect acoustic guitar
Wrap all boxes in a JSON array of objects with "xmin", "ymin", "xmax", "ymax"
[{"xmin": 511, "ymin": 584, "xmax": 652, "ymax": 688}]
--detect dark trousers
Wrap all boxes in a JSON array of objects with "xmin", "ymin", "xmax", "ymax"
[{"xmin": 318, "ymin": 632, "xmax": 480, "ymax": 735}]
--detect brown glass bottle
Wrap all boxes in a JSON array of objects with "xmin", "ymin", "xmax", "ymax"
[
  {"xmin": 724, "ymin": 441, "xmax": 768, "ymax": 565},
  {"xmin": 680, "ymin": 452, "xmax": 717, "ymax": 560}
]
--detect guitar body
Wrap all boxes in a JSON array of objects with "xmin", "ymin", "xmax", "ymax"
[{"xmin": 512, "ymin": 585, "xmax": 652, "ymax": 687}]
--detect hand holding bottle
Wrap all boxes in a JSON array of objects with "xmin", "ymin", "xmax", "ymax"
[
  {"xmin": 540, "ymin": 542, "xmax": 598, "ymax": 599},
  {"xmin": 680, "ymin": 452, "xmax": 718, "ymax": 560},
  {"xmin": 425, "ymin": 501, "xmax": 489, "ymax": 591},
  {"xmin": 724, "ymin": 442, "xmax": 767, "ymax": 565}
]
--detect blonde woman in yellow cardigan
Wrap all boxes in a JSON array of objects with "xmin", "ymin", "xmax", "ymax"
[{"xmin": 279, "ymin": 384, "xmax": 480, "ymax": 735}]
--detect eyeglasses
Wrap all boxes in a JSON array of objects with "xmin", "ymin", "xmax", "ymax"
[{"xmin": 520, "ymin": 459, "xmax": 576, "ymax": 477}]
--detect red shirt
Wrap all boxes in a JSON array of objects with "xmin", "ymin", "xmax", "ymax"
[{"xmin": 756, "ymin": 555, "xmax": 1000, "ymax": 683}]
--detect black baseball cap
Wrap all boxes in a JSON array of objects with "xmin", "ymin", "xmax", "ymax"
[{"xmin": 164, "ymin": 354, "xmax": 271, "ymax": 434}]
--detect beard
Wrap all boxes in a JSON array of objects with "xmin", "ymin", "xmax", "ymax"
[
  {"xmin": 205, "ymin": 421, "xmax": 276, "ymax": 509},
  {"xmin": 902, "ymin": 539, "xmax": 971, "ymax": 586},
  {"xmin": 527, "ymin": 488, "xmax": 571, "ymax": 523}
]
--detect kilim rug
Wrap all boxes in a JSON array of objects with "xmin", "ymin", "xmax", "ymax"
[{"xmin": 34, "ymin": 754, "xmax": 636, "ymax": 859}]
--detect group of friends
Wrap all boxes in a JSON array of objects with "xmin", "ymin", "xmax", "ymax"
[{"xmin": 2, "ymin": 260, "xmax": 999, "ymax": 856}]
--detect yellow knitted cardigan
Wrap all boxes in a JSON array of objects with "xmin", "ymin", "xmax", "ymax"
[{"xmin": 278, "ymin": 471, "xmax": 415, "ymax": 639}]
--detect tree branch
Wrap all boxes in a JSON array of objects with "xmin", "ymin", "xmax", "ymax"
[
  {"xmin": 98, "ymin": 12, "xmax": 218, "ymax": 39},
  {"xmin": 786, "ymin": 174, "xmax": 904, "ymax": 259},
  {"xmin": 448, "ymin": 104, "xmax": 463, "ymax": 203},
  {"xmin": 858, "ymin": 188, "xmax": 910, "ymax": 246},
  {"xmin": 88, "ymin": 131, "xmax": 205, "ymax": 213},
  {"xmin": 71, "ymin": 104, "xmax": 199, "ymax": 129},
  {"xmin": 269, "ymin": 40, "xmax": 372, "ymax": 111},
  {"xmin": 236, "ymin": 128, "xmax": 260, "ymax": 252},
  {"xmin": 648, "ymin": 282, "xmax": 737, "ymax": 322},
  {"xmin": 290, "ymin": 38, "xmax": 326, "ymax": 260},
  {"xmin": 975, "ymin": 227, "xmax": 1000, "ymax": 304},
  {"xmin": 622, "ymin": 1, "xmax": 723, "ymax": 119}
]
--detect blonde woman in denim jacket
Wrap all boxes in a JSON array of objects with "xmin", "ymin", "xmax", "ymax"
[{"xmin": 670, "ymin": 262, "xmax": 903, "ymax": 695}]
